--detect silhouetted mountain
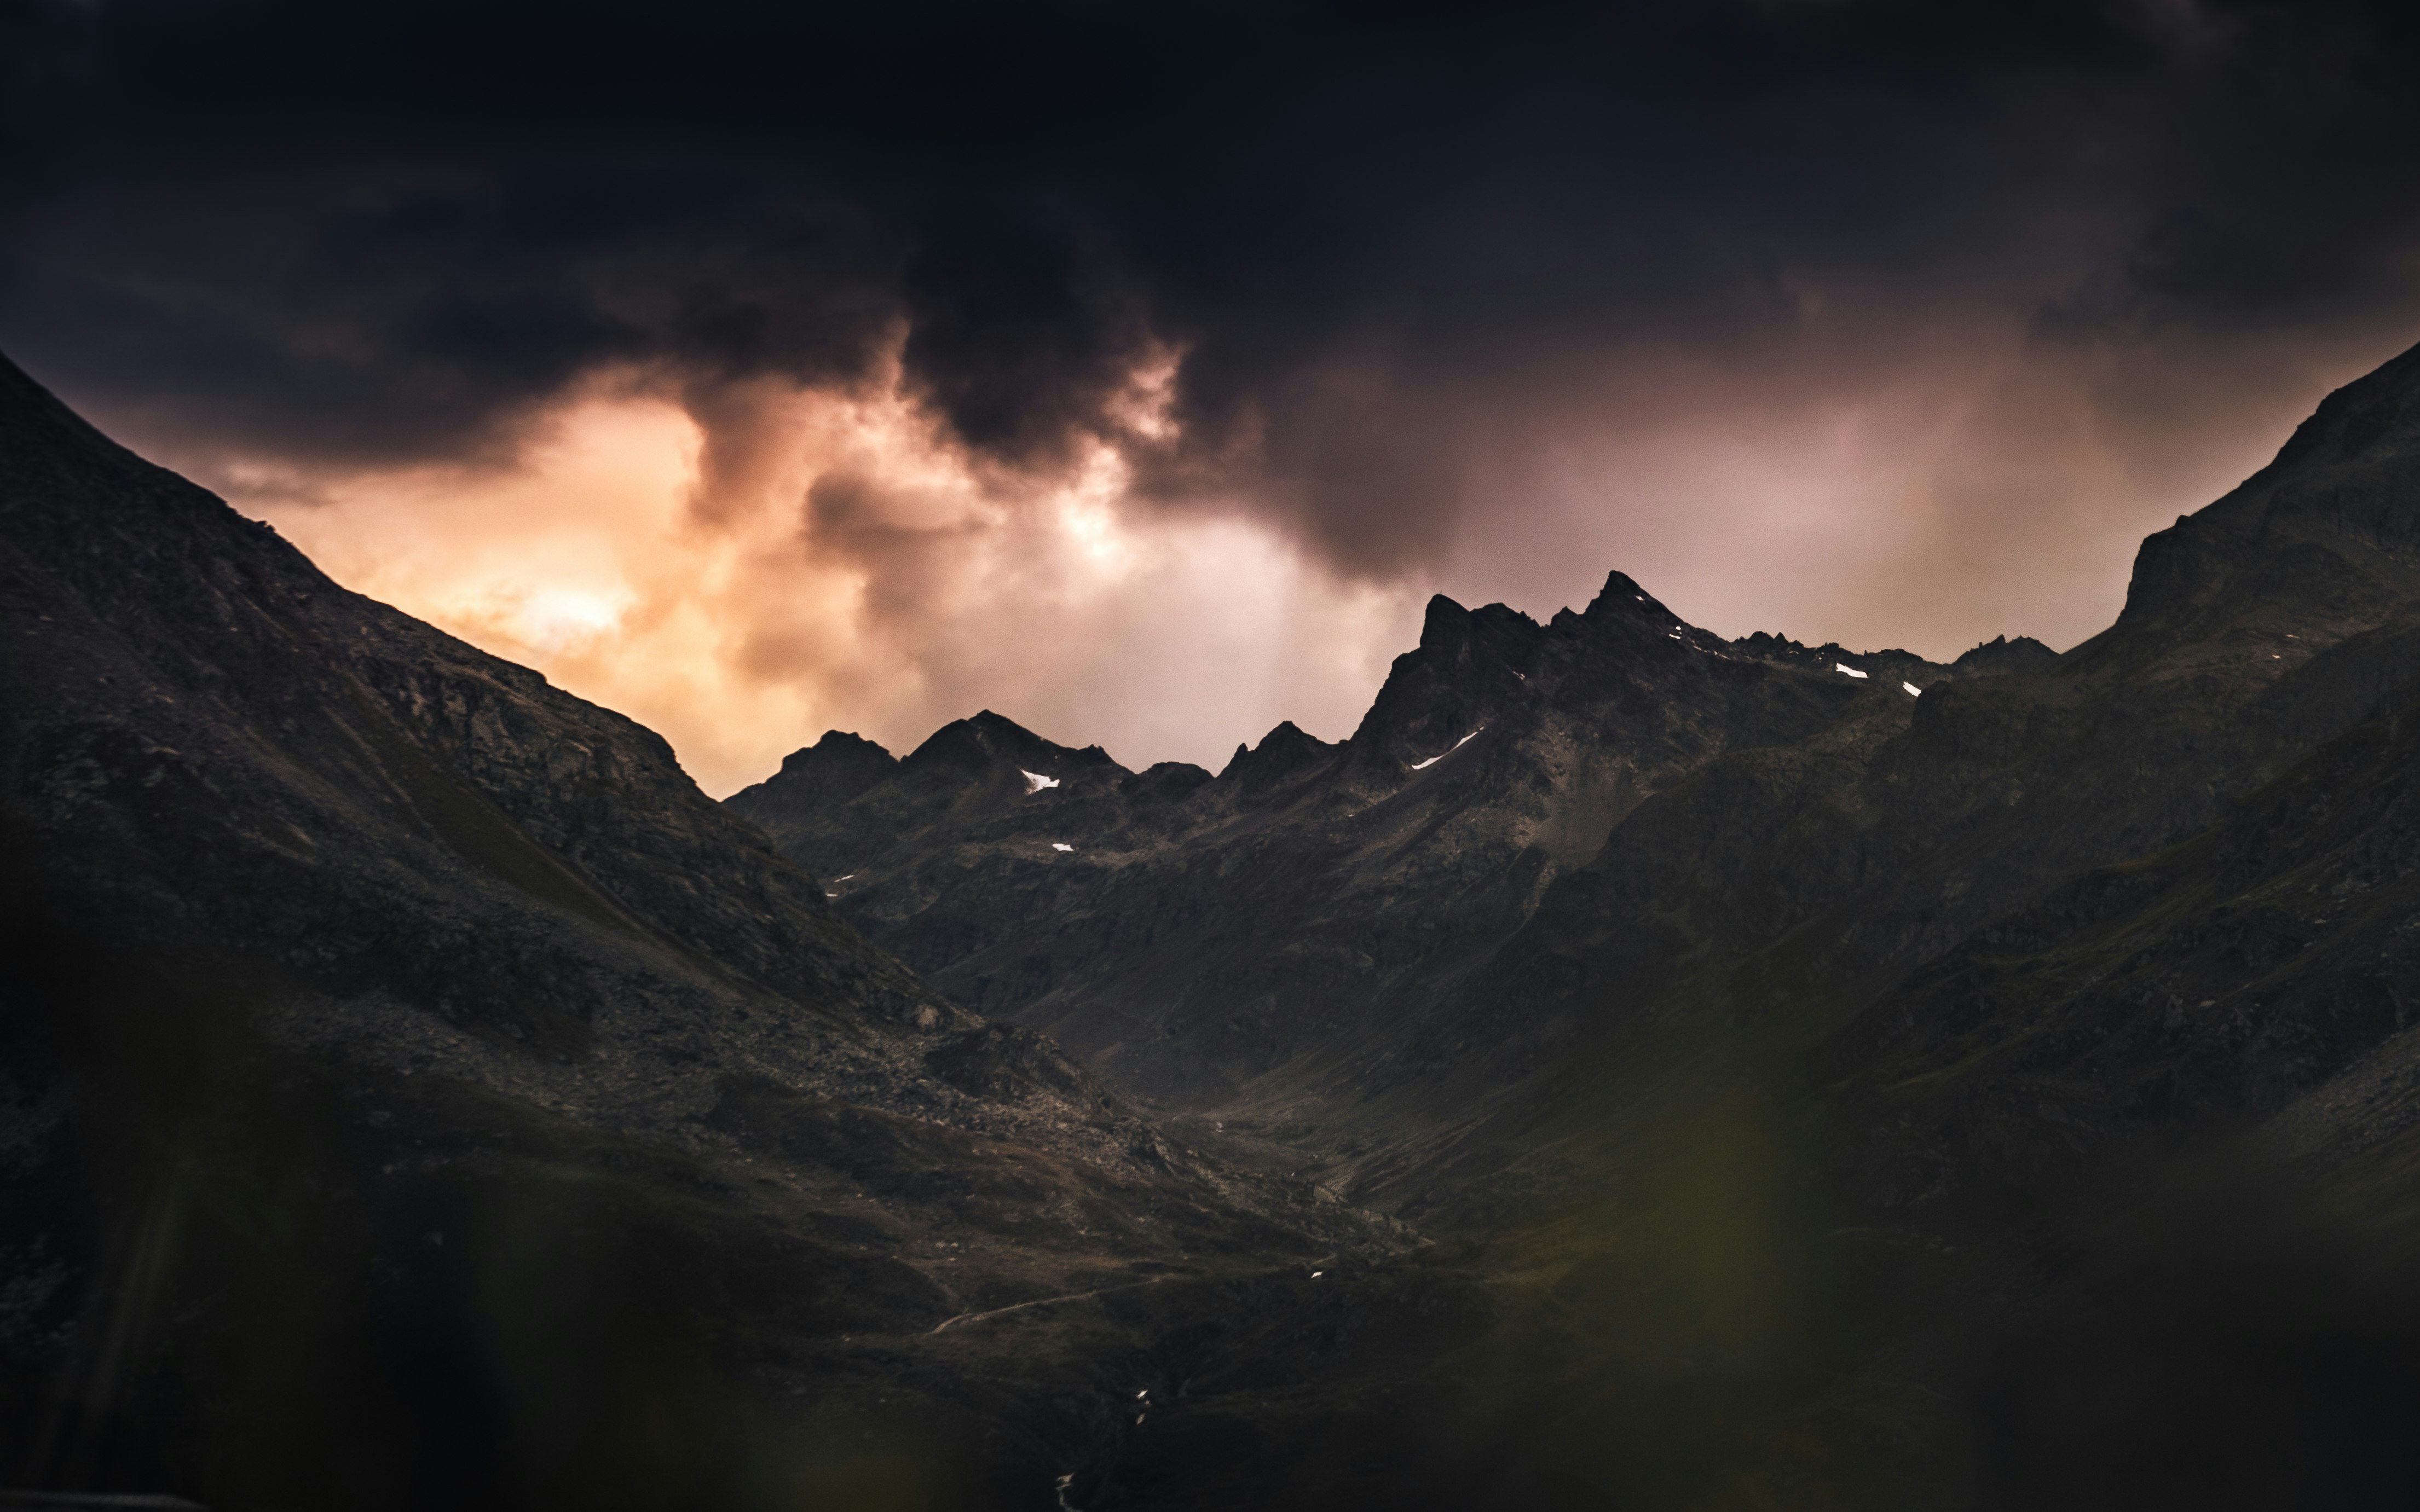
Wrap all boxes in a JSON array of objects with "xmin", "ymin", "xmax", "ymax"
[
  {"xmin": 733, "ymin": 727, "xmax": 901, "ymax": 823},
  {"xmin": 1952, "ymin": 633, "xmax": 2060, "ymax": 675}
]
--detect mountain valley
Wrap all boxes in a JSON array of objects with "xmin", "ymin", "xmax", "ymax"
[{"xmin": 12, "ymin": 343, "xmax": 2420, "ymax": 1507}]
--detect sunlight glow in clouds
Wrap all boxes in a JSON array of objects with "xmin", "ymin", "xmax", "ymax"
[{"xmin": 243, "ymin": 354, "xmax": 1421, "ymax": 796}]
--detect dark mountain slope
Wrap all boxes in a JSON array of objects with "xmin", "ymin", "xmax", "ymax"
[
  {"xmin": 1826, "ymin": 673, "xmax": 2420, "ymax": 1211},
  {"xmin": 0, "ymin": 353, "xmax": 1374, "ymax": 1509}
]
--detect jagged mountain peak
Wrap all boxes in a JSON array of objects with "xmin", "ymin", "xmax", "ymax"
[
  {"xmin": 1119, "ymin": 758, "xmax": 1215, "ymax": 804},
  {"xmin": 1579, "ymin": 567, "xmax": 1680, "ymax": 623},
  {"xmin": 1218, "ymin": 718, "xmax": 1341, "ymax": 789},
  {"xmin": 1951, "ymin": 633, "xmax": 2060, "ymax": 675},
  {"xmin": 1412, "ymin": 570, "xmax": 1684, "ymax": 671},
  {"xmin": 1354, "ymin": 598, "xmax": 1556, "ymax": 763},
  {"xmin": 727, "ymin": 729, "xmax": 902, "ymax": 828},
  {"xmin": 1417, "ymin": 592, "xmax": 1545, "ymax": 650},
  {"xmin": 900, "ymin": 708, "xmax": 1125, "ymax": 780},
  {"xmin": 777, "ymin": 727, "xmax": 898, "ymax": 785},
  {"xmin": 790, "ymin": 727, "xmax": 894, "ymax": 765}
]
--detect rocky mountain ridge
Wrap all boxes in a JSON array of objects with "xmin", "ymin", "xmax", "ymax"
[{"xmin": 729, "ymin": 582, "xmax": 2054, "ymax": 1112}]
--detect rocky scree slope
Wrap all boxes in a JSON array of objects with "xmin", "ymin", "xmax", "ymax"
[{"xmin": 0, "ymin": 351, "xmax": 1374, "ymax": 1511}]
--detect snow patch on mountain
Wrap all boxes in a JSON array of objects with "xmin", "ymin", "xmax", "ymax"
[{"xmin": 1411, "ymin": 728, "xmax": 1484, "ymax": 771}]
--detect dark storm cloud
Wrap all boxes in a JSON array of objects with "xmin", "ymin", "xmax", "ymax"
[
  {"xmin": 5, "ymin": 0, "xmax": 2420, "ymax": 571},
  {"xmin": 2037, "ymin": 2, "xmax": 2420, "ymax": 332}
]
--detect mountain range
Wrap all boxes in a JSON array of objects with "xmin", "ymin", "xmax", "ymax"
[{"xmin": 12, "ymin": 342, "xmax": 2420, "ymax": 1507}]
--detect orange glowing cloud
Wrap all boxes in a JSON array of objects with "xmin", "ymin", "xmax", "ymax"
[{"xmin": 239, "ymin": 349, "xmax": 1422, "ymax": 796}]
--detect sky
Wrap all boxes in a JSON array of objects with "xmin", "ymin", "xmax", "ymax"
[{"xmin": 7, "ymin": 1, "xmax": 2420, "ymax": 795}]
